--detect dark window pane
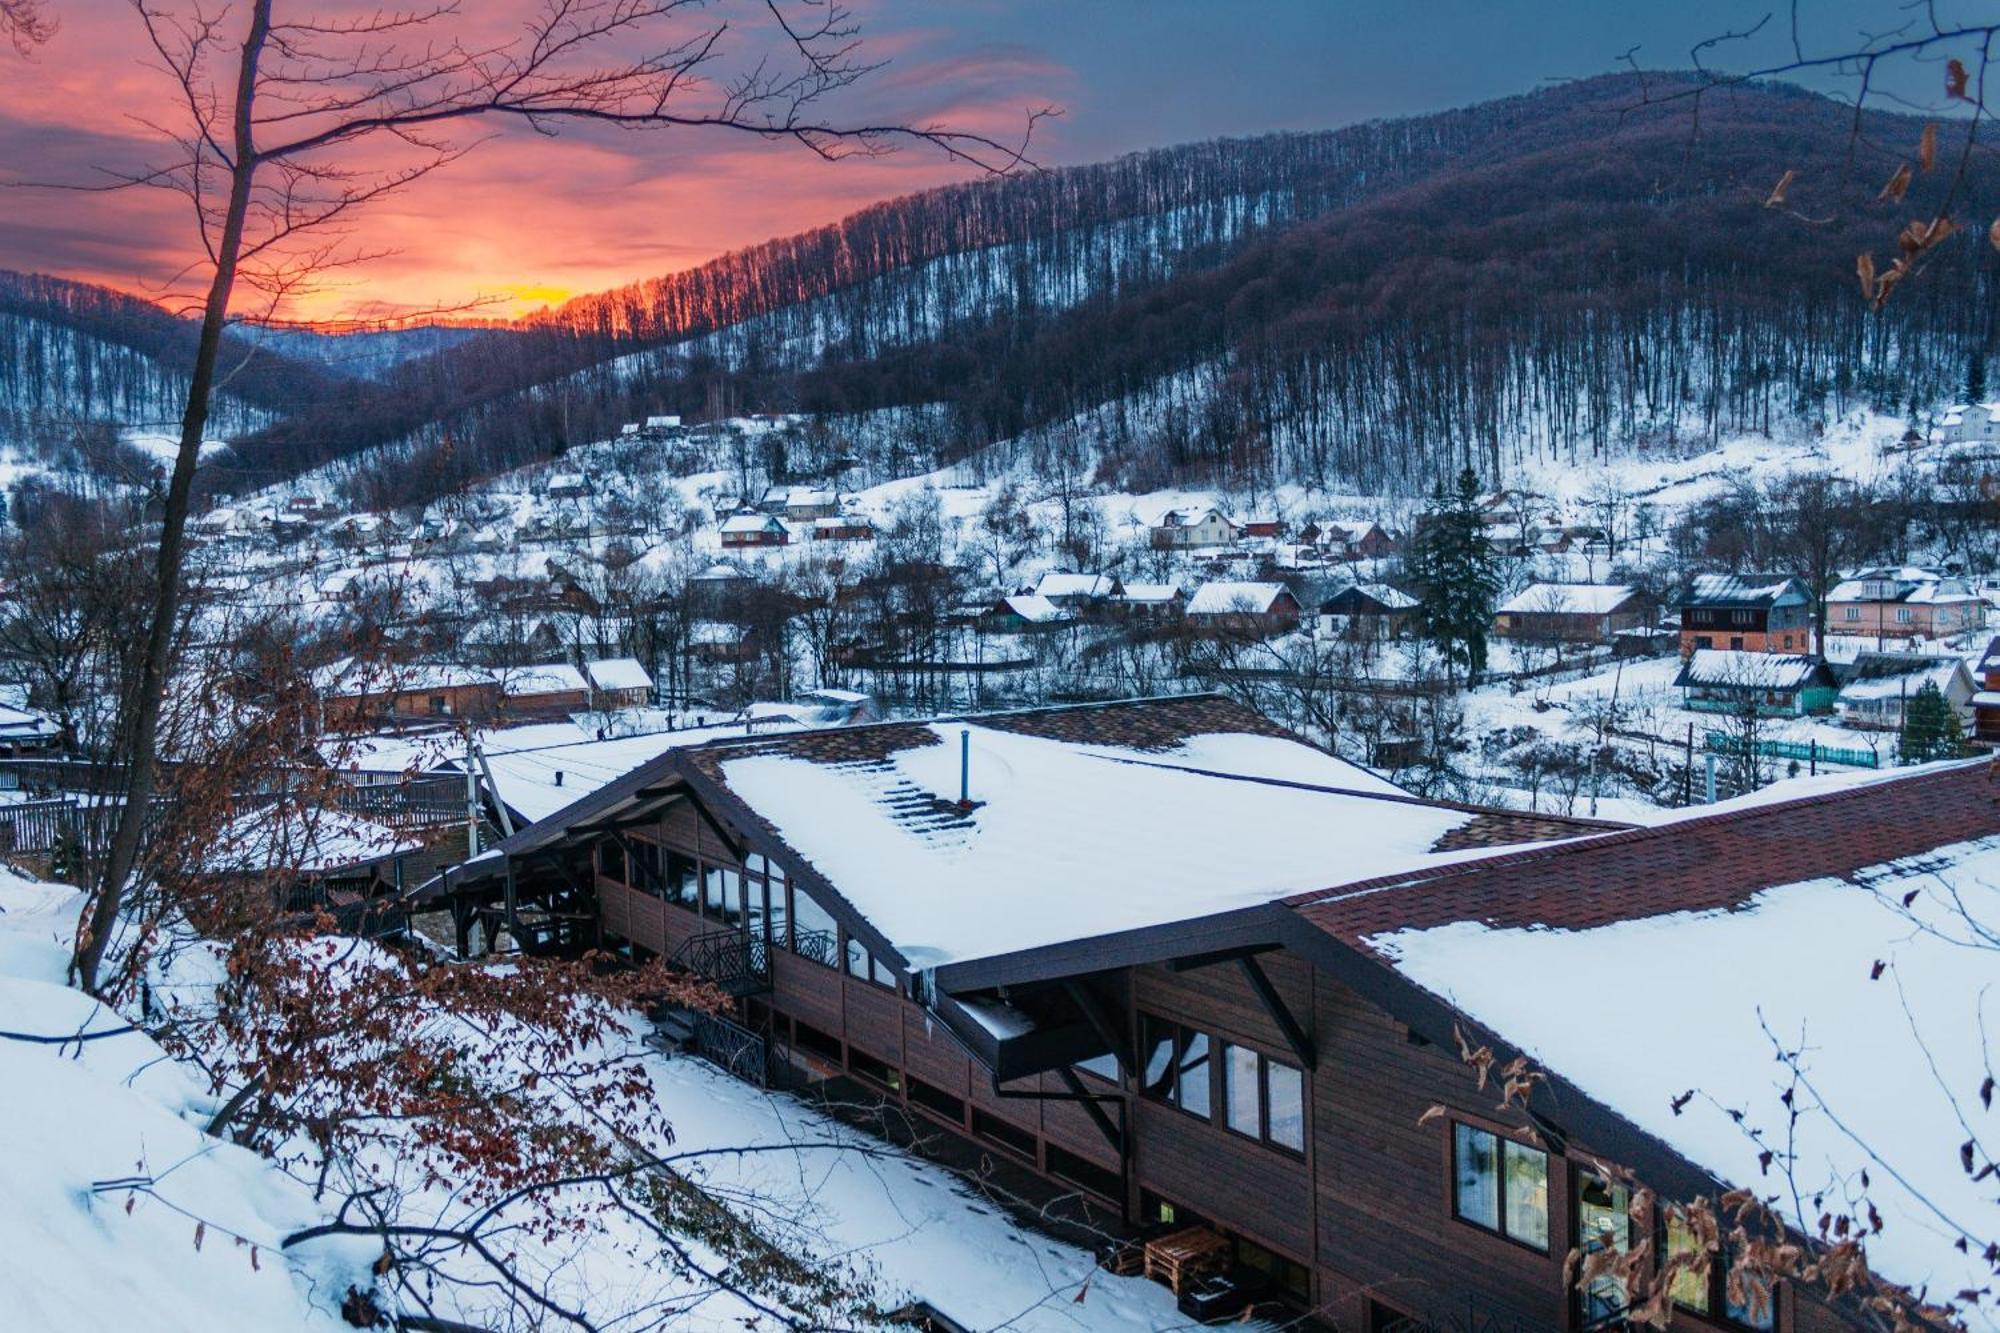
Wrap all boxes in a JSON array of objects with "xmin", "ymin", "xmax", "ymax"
[
  {"xmin": 1177, "ymin": 1031, "xmax": 1211, "ymax": 1119},
  {"xmin": 1453, "ymin": 1123, "xmax": 1500, "ymax": 1230},
  {"xmin": 1502, "ymin": 1139, "xmax": 1550, "ymax": 1250},
  {"xmin": 1141, "ymin": 1016, "xmax": 1175, "ymax": 1100},
  {"xmin": 872, "ymin": 957, "xmax": 896, "ymax": 989},
  {"xmin": 1266, "ymin": 1060, "xmax": 1304, "ymax": 1152},
  {"xmin": 1223, "ymin": 1044, "xmax": 1260, "ymax": 1137}
]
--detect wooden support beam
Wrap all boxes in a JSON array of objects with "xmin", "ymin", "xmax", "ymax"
[
  {"xmin": 1061, "ymin": 979, "xmax": 1131, "ymax": 1075},
  {"xmin": 991, "ymin": 1068, "xmax": 1123, "ymax": 1155},
  {"xmin": 1237, "ymin": 955, "xmax": 1316, "ymax": 1070},
  {"xmin": 1167, "ymin": 943, "xmax": 1278, "ymax": 972}
]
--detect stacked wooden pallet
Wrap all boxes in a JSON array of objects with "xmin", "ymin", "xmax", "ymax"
[{"xmin": 1142, "ymin": 1227, "xmax": 1230, "ymax": 1295}]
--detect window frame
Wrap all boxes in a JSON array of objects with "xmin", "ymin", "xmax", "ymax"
[
  {"xmin": 1139, "ymin": 1013, "xmax": 1214, "ymax": 1120},
  {"xmin": 1218, "ymin": 1040, "xmax": 1306, "ymax": 1156},
  {"xmin": 1448, "ymin": 1119, "xmax": 1550, "ymax": 1254}
]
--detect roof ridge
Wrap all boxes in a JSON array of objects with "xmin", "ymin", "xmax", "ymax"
[
  {"xmin": 678, "ymin": 691, "xmax": 1252, "ymax": 753},
  {"xmin": 1282, "ymin": 756, "xmax": 1995, "ymax": 910}
]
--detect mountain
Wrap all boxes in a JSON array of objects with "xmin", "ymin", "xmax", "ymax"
[{"xmin": 9, "ymin": 72, "xmax": 1997, "ymax": 508}]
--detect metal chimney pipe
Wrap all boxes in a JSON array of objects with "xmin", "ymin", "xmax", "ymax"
[{"xmin": 959, "ymin": 728, "xmax": 970, "ymax": 806}]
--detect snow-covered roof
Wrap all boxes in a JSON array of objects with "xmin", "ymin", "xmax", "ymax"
[
  {"xmin": 0, "ymin": 702, "xmax": 60, "ymax": 742},
  {"xmin": 1327, "ymin": 761, "xmax": 2000, "ymax": 1311},
  {"xmin": 1683, "ymin": 573, "xmax": 1806, "ymax": 608},
  {"xmin": 992, "ymin": 593, "xmax": 1069, "ymax": 624},
  {"xmin": 312, "ymin": 658, "xmax": 495, "ymax": 699},
  {"xmin": 501, "ymin": 664, "xmax": 588, "ymax": 697},
  {"xmin": 1674, "ymin": 649, "xmax": 1828, "ymax": 691},
  {"xmin": 697, "ymin": 703, "xmax": 1575, "ymax": 968},
  {"xmin": 212, "ymin": 806, "xmax": 421, "ymax": 875},
  {"xmin": 785, "ymin": 488, "xmax": 836, "ymax": 507},
  {"xmin": 1837, "ymin": 655, "xmax": 1967, "ymax": 702},
  {"xmin": 811, "ymin": 513, "xmax": 873, "ymax": 530},
  {"xmin": 1494, "ymin": 582, "xmax": 1638, "ymax": 616},
  {"xmin": 1186, "ymin": 581, "xmax": 1293, "ymax": 615},
  {"xmin": 585, "ymin": 657, "xmax": 652, "ymax": 693},
  {"xmin": 719, "ymin": 512, "xmax": 784, "ymax": 534},
  {"xmin": 1033, "ymin": 571, "xmax": 1117, "ymax": 600},
  {"xmin": 692, "ymin": 561, "xmax": 746, "ymax": 581},
  {"xmin": 1117, "ymin": 582, "xmax": 1182, "ymax": 603}
]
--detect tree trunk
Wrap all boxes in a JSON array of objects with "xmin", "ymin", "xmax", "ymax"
[{"xmin": 73, "ymin": 0, "xmax": 271, "ymax": 994}]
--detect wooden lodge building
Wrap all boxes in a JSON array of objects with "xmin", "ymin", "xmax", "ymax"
[{"xmin": 424, "ymin": 696, "xmax": 1988, "ymax": 1333}]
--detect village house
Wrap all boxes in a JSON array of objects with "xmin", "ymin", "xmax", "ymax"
[
  {"xmin": 1305, "ymin": 519, "xmax": 1397, "ymax": 561},
  {"xmin": 1674, "ymin": 649, "xmax": 1838, "ymax": 717},
  {"xmin": 810, "ymin": 513, "xmax": 876, "ymax": 543},
  {"xmin": 498, "ymin": 664, "xmax": 592, "ymax": 719},
  {"xmin": 720, "ymin": 511, "xmax": 790, "ymax": 549},
  {"xmin": 689, "ymin": 621, "xmax": 760, "ymax": 664},
  {"xmin": 975, "ymin": 592, "xmax": 1074, "ymax": 634},
  {"xmin": 1492, "ymin": 583, "xmax": 1655, "ymax": 646},
  {"xmin": 1939, "ymin": 401, "xmax": 2000, "ymax": 444},
  {"xmin": 584, "ymin": 657, "xmax": 654, "ymax": 709},
  {"xmin": 1678, "ymin": 573, "xmax": 1817, "ymax": 655},
  {"xmin": 1112, "ymin": 582, "xmax": 1185, "ymax": 620},
  {"xmin": 1972, "ymin": 635, "xmax": 2000, "ymax": 747},
  {"xmin": 314, "ymin": 659, "xmax": 501, "ymax": 730},
  {"xmin": 1318, "ymin": 583, "xmax": 1418, "ymax": 641},
  {"xmin": 1240, "ymin": 516, "xmax": 1284, "ymax": 539},
  {"xmin": 1184, "ymin": 581, "xmax": 1303, "ymax": 636},
  {"xmin": 425, "ymin": 694, "xmax": 1990, "ymax": 1332},
  {"xmin": 1823, "ymin": 567, "xmax": 1986, "ymax": 643},
  {"xmin": 783, "ymin": 488, "xmax": 841, "ymax": 522},
  {"xmin": 1032, "ymin": 571, "xmax": 1122, "ymax": 609},
  {"xmin": 546, "ymin": 471, "xmax": 590, "ymax": 500},
  {"xmin": 1833, "ymin": 652, "xmax": 1976, "ymax": 731},
  {"xmin": 1151, "ymin": 506, "xmax": 1241, "ymax": 550}
]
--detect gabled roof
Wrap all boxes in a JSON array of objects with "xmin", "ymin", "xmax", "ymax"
[
  {"xmin": 1494, "ymin": 582, "xmax": 1640, "ymax": 616},
  {"xmin": 1673, "ymin": 649, "xmax": 1832, "ymax": 692},
  {"xmin": 1186, "ymin": 581, "xmax": 1296, "ymax": 615},
  {"xmin": 1033, "ymin": 571, "xmax": 1119, "ymax": 600},
  {"xmin": 988, "ymin": 593, "xmax": 1069, "ymax": 624},
  {"xmin": 719, "ymin": 511, "xmax": 786, "ymax": 534},
  {"xmin": 1288, "ymin": 759, "xmax": 2000, "ymax": 1310},
  {"xmin": 584, "ymin": 657, "xmax": 653, "ymax": 693},
  {"xmin": 1836, "ymin": 654, "xmax": 1971, "ymax": 702},
  {"xmin": 1681, "ymin": 572, "xmax": 1808, "ymax": 609},
  {"xmin": 500, "ymin": 664, "xmax": 589, "ymax": 697},
  {"xmin": 1321, "ymin": 582, "xmax": 1419, "ymax": 613}
]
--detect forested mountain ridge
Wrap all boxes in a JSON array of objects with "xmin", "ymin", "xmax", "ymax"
[{"xmin": 8, "ymin": 72, "xmax": 1997, "ymax": 507}]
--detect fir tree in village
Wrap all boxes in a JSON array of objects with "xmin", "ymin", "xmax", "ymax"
[
  {"xmin": 1899, "ymin": 679, "xmax": 1966, "ymax": 764},
  {"xmin": 1409, "ymin": 467, "xmax": 1503, "ymax": 684},
  {"xmin": 1967, "ymin": 347, "xmax": 1988, "ymax": 406}
]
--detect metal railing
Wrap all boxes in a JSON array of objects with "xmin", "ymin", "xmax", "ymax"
[
  {"xmin": 1704, "ymin": 731, "xmax": 1881, "ymax": 769},
  {"xmin": 671, "ymin": 926, "xmax": 771, "ymax": 994},
  {"xmin": 790, "ymin": 926, "xmax": 839, "ymax": 968},
  {"xmin": 692, "ymin": 1011, "xmax": 770, "ymax": 1086}
]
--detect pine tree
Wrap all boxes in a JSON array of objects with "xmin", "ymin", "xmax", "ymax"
[
  {"xmin": 1968, "ymin": 349, "xmax": 1988, "ymax": 406},
  {"xmin": 1409, "ymin": 467, "xmax": 1503, "ymax": 684},
  {"xmin": 1898, "ymin": 680, "xmax": 1965, "ymax": 765}
]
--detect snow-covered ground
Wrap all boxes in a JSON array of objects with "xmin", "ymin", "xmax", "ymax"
[{"xmin": 0, "ymin": 866, "xmax": 1207, "ymax": 1331}]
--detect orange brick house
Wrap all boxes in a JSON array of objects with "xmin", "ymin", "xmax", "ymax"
[{"xmin": 1677, "ymin": 574, "xmax": 1815, "ymax": 656}]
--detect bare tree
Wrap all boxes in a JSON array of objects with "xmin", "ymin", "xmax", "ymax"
[
  {"xmin": 0, "ymin": 0, "xmax": 53, "ymax": 54},
  {"xmin": 40, "ymin": 0, "xmax": 1047, "ymax": 992}
]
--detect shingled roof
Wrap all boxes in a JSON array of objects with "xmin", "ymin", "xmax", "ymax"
[{"xmin": 1289, "ymin": 757, "xmax": 2000, "ymax": 946}]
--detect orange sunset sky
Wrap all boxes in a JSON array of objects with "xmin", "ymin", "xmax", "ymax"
[{"xmin": 0, "ymin": 1, "xmax": 1893, "ymax": 323}]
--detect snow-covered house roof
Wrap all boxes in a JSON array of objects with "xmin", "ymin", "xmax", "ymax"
[
  {"xmin": 989, "ymin": 593, "xmax": 1070, "ymax": 625},
  {"xmin": 692, "ymin": 561, "xmax": 747, "ymax": 582},
  {"xmin": 1033, "ymin": 571, "xmax": 1119, "ymax": 601},
  {"xmin": 443, "ymin": 697, "xmax": 1611, "ymax": 970},
  {"xmin": 1828, "ymin": 566, "xmax": 1980, "ymax": 604},
  {"xmin": 1673, "ymin": 649, "xmax": 1831, "ymax": 692},
  {"xmin": 1321, "ymin": 581, "xmax": 1419, "ymax": 613},
  {"xmin": 210, "ymin": 806, "xmax": 422, "ymax": 875},
  {"xmin": 0, "ymin": 702, "xmax": 60, "ymax": 744},
  {"xmin": 1186, "ymin": 581, "xmax": 1296, "ymax": 615},
  {"xmin": 1835, "ymin": 653, "xmax": 1971, "ymax": 703},
  {"xmin": 1294, "ymin": 759, "xmax": 2000, "ymax": 1312},
  {"xmin": 719, "ymin": 511, "xmax": 787, "ymax": 535},
  {"xmin": 311, "ymin": 658, "xmax": 496, "ymax": 699},
  {"xmin": 1157, "ymin": 505, "xmax": 1236, "ymax": 529},
  {"xmin": 500, "ymin": 664, "xmax": 589, "ymax": 697},
  {"xmin": 1682, "ymin": 573, "xmax": 1809, "ymax": 609},
  {"xmin": 1493, "ymin": 582, "xmax": 1640, "ymax": 616},
  {"xmin": 584, "ymin": 657, "xmax": 653, "ymax": 694},
  {"xmin": 644, "ymin": 414, "xmax": 682, "ymax": 429},
  {"xmin": 1117, "ymin": 582, "xmax": 1183, "ymax": 604}
]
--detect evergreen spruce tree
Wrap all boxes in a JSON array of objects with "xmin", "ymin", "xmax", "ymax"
[
  {"xmin": 1968, "ymin": 349, "xmax": 1988, "ymax": 406},
  {"xmin": 1898, "ymin": 680, "xmax": 1965, "ymax": 765},
  {"xmin": 1409, "ymin": 467, "xmax": 1503, "ymax": 684}
]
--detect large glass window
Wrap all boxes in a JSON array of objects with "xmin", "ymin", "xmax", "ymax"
[
  {"xmin": 1666, "ymin": 1212, "xmax": 1712, "ymax": 1314},
  {"xmin": 702, "ymin": 864, "xmax": 741, "ymax": 924},
  {"xmin": 1451, "ymin": 1122, "xmax": 1547, "ymax": 1251},
  {"xmin": 596, "ymin": 839, "xmax": 626, "ymax": 883},
  {"xmin": 1667, "ymin": 1214, "xmax": 1776, "ymax": 1330},
  {"xmin": 790, "ymin": 887, "xmax": 838, "ymax": 965},
  {"xmin": 1139, "ymin": 1015, "xmax": 1211, "ymax": 1119},
  {"xmin": 665, "ymin": 850, "xmax": 698, "ymax": 908},
  {"xmin": 1224, "ymin": 1044, "xmax": 1261, "ymax": 1136},
  {"xmin": 1220, "ymin": 1042, "xmax": 1305, "ymax": 1153},
  {"xmin": 1574, "ymin": 1170, "xmax": 1632, "ymax": 1324},
  {"xmin": 843, "ymin": 933, "xmax": 896, "ymax": 989},
  {"xmin": 1266, "ymin": 1061, "xmax": 1305, "ymax": 1152}
]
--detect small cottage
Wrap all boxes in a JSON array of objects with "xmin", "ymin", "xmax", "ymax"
[
  {"xmin": 1834, "ymin": 653, "xmax": 1976, "ymax": 731},
  {"xmin": 1185, "ymin": 581, "xmax": 1303, "ymax": 636},
  {"xmin": 1673, "ymin": 650, "xmax": 1838, "ymax": 717},
  {"xmin": 1318, "ymin": 583, "xmax": 1419, "ymax": 641}
]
